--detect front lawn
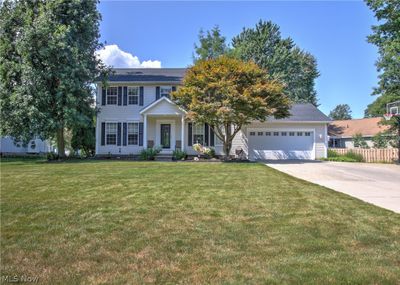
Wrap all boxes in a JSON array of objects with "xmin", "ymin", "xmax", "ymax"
[{"xmin": 1, "ymin": 159, "xmax": 399, "ymax": 284}]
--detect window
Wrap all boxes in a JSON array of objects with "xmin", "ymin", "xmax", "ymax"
[
  {"xmin": 281, "ymin": 132, "xmax": 287, "ymax": 136},
  {"xmin": 106, "ymin": 123, "xmax": 117, "ymax": 145},
  {"xmin": 107, "ymin": 87, "xmax": 118, "ymax": 105},
  {"xmin": 160, "ymin": 86, "xmax": 172, "ymax": 98},
  {"xmin": 30, "ymin": 141, "xmax": 36, "ymax": 149},
  {"xmin": 250, "ymin": 131, "xmax": 255, "ymax": 136},
  {"xmin": 128, "ymin": 123, "xmax": 139, "ymax": 145},
  {"xmin": 297, "ymin": 132, "xmax": 303, "ymax": 136},
  {"xmin": 305, "ymin": 132, "xmax": 312, "ymax": 136},
  {"xmin": 193, "ymin": 123, "xmax": 204, "ymax": 144},
  {"xmin": 273, "ymin": 132, "xmax": 279, "ymax": 136},
  {"xmin": 289, "ymin": 132, "xmax": 295, "ymax": 136},
  {"xmin": 257, "ymin": 132, "xmax": 263, "ymax": 136},
  {"xmin": 128, "ymin": 87, "xmax": 139, "ymax": 105},
  {"xmin": 265, "ymin": 132, "xmax": 271, "ymax": 136}
]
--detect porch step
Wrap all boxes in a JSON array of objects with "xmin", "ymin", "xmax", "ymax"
[{"xmin": 155, "ymin": 154, "xmax": 173, "ymax": 161}]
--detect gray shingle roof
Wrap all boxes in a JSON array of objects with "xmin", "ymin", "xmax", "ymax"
[
  {"xmin": 103, "ymin": 68, "xmax": 187, "ymax": 83},
  {"xmin": 269, "ymin": 103, "xmax": 331, "ymax": 122}
]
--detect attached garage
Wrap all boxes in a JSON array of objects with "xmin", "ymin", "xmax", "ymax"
[{"xmin": 247, "ymin": 129, "xmax": 315, "ymax": 160}]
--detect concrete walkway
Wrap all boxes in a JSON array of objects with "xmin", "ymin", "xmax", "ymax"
[{"xmin": 265, "ymin": 160, "xmax": 400, "ymax": 213}]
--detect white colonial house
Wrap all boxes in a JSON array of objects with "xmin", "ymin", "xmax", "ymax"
[
  {"xmin": 95, "ymin": 68, "xmax": 330, "ymax": 160},
  {"xmin": 0, "ymin": 136, "xmax": 53, "ymax": 155}
]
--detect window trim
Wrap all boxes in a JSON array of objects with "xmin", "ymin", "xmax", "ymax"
[
  {"xmin": 105, "ymin": 122, "xmax": 117, "ymax": 145},
  {"xmin": 127, "ymin": 122, "xmax": 139, "ymax": 145},
  {"xmin": 192, "ymin": 123, "xmax": 205, "ymax": 145},
  {"xmin": 106, "ymin": 87, "xmax": 118, "ymax": 105},
  {"xmin": 127, "ymin": 86, "xmax": 139, "ymax": 105},
  {"xmin": 160, "ymin": 86, "xmax": 172, "ymax": 98}
]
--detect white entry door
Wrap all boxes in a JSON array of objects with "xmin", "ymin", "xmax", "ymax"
[{"xmin": 248, "ymin": 129, "xmax": 315, "ymax": 160}]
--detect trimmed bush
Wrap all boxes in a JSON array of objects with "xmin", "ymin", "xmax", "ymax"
[
  {"xmin": 139, "ymin": 147, "xmax": 161, "ymax": 161},
  {"xmin": 173, "ymin": 149, "xmax": 187, "ymax": 160}
]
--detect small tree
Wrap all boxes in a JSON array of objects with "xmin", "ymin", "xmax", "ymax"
[
  {"xmin": 372, "ymin": 132, "xmax": 388, "ymax": 148},
  {"xmin": 329, "ymin": 104, "xmax": 352, "ymax": 120},
  {"xmin": 172, "ymin": 56, "xmax": 290, "ymax": 158},
  {"xmin": 193, "ymin": 26, "xmax": 229, "ymax": 62},
  {"xmin": 353, "ymin": 133, "xmax": 369, "ymax": 148}
]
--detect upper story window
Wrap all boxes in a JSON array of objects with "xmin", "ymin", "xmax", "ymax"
[
  {"xmin": 193, "ymin": 123, "xmax": 204, "ymax": 144},
  {"xmin": 160, "ymin": 86, "xmax": 172, "ymax": 98},
  {"xmin": 107, "ymin": 87, "xmax": 118, "ymax": 105},
  {"xmin": 128, "ymin": 87, "xmax": 139, "ymax": 105},
  {"xmin": 128, "ymin": 123, "xmax": 139, "ymax": 145},
  {"xmin": 106, "ymin": 123, "xmax": 117, "ymax": 145}
]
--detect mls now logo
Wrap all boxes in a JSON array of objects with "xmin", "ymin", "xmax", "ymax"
[{"xmin": 2, "ymin": 275, "xmax": 39, "ymax": 283}]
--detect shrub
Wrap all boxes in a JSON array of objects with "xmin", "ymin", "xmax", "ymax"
[
  {"xmin": 46, "ymin": 152, "xmax": 59, "ymax": 161},
  {"xmin": 322, "ymin": 157, "xmax": 358, "ymax": 162},
  {"xmin": 203, "ymin": 147, "xmax": 216, "ymax": 158},
  {"xmin": 327, "ymin": 149, "xmax": 339, "ymax": 158},
  {"xmin": 344, "ymin": 151, "xmax": 363, "ymax": 162},
  {"xmin": 139, "ymin": 147, "xmax": 161, "ymax": 161},
  {"xmin": 192, "ymin": 143, "xmax": 203, "ymax": 155},
  {"xmin": 173, "ymin": 149, "xmax": 187, "ymax": 160}
]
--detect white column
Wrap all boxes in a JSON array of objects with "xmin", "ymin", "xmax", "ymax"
[
  {"xmin": 143, "ymin": 114, "xmax": 147, "ymax": 149},
  {"xmin": 181, "ymin": 115, "xmax": 185, "ymax": 151}
]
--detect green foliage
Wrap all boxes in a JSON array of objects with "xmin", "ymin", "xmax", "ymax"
[
  {"xmin": 194, "ymin": 26, "xmax": 229, "ymax": 62},
  {"xmin": 353, "ymin": 133, "xmax": 369, "ymax": 148},
  {"xmin": 232, "ymin": 20, "xmax": 319, "ymax": 105},
  {"xmin": 203, "ymin": 147, "xmax": 216, "ymax": 159},
  {"xmin": 172, "ymin": 56, "xmax": 290, "ymax": 157},
  {"xmin": 329, "ymin": 104, "xmax": 352, "ymax": 120},
  {"xmin": 0, "ymin": 0, "xmax": 109, "ymax": 158},
  {"xmin": 71, "ymin": 117, "xmax": 96, "ymax": 157},
  {"xmin": 139, "ymin": 147, "xmax": 161, "ymax": 161},
  {"xmin": 172, "ymin": 149, "xmax": 187, "ymax": 160},
  {"xmin": 46, "ymin": 152, "xmax": 59, "ymax": 161},
  {"xmin": 372, "ymin": 132, "xmax": 389, "ymax": 148},
  {"xmin": 326, "ymin": 149, "xmax": 363, "ymax": 162},
  {"xmin": 364, "ymin": 0, "xmax": 400, "ymax": 117}
]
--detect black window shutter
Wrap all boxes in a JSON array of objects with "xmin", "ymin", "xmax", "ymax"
[
  {"xmin": 210, "ymin": 125, "xmax": 215, "ymax": 147},
  {"xmin": 204, "ymin": 123, "xmax": 209, "ymax": 146},
  {"xmin": 139, "ymin": 86, "xmax": 144, "ymax": 106},
  {"xmin": 101, "ymin": 88, "xmax": 106, "ymax": 105},
  {"xmin": 172, "ymin": 86, "xmax": 176, "ymax": 92},
  {"xmin": 123, "ymin": 123, "xmax": 127, "ymax": 146},
  {"xmin": 156, "ymin": 86, "xmax": 160, "ymax": 100},
  {"xmin": 188, "ymin": 122, "xmax": 192, "ymax": 146},
  {"xmin": 117, "ymin": 122, "xmax": 122, "ymax": 146},
  {"xmin": 139, "ymin": 122, "xmax": 144, "ymax": 146},
  {"xmin": 123, "ymin": 86, "xmax": 127, "ymax": 106},
  {"xmin": 118, "ymin": 86, "xmax": 122, "ymax": 106},
  {"xmin": 101, "ymin": 122, "xmax": 105, "ymax": 145}
]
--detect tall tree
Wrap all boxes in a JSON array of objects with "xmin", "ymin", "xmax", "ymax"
[
  {"xmin": 364, "ymin": 0, "xmax": 400, "ymax": 117},
  {"xmin": 329, "ymin": 104, "xmax": 352, "ymax": 120},
  {"xmin": 193, "ymin": 26, "xmax": 229, "ymax": 62},
  {"xmin": 232, "ymin": 20, "xmax": 319, "ymax": 105},
  {"xmin": 172, "ymin": 56, "xmax": 290, "ymax": 157},
  {"xmin": 0, "ymin": 0, "xmax": 107, "ymax": 158}
]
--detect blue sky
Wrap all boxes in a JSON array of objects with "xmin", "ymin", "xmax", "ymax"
[{"xmin": 98, "ymin": 1, "xmax": 379, "ymax": 118}]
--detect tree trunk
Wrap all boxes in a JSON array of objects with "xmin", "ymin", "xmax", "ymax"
[
  {"xmin": 56, "ymin": 127, "xmax": 65, "ymax": 159},
  {"xmin": 223, "ymin": 140, "xmax": 232, "ymax": 160}
]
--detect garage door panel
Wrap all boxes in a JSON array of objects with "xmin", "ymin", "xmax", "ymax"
[{"xmin": 248, "ymin": 129, "xmax": 314, "ymax": 160}]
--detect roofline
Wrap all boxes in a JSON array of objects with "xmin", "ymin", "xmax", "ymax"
[
  {"xmin": 111, "ymin": 67, "xmax": 187, "ymax": 70},
  {"xmin": 95, "ymin": 81, "xmax": 182, "ymax": 85},
  {"xmin": 330, "ymin": 117, "xmax": 383, "ymax": 122},
  {"xmin": 139, "ymin": 96, "xmax": 187, "ymax": 115},
  {"xmin": 267, "ymin": 120, "xmax": 331, "ymax": 124}
]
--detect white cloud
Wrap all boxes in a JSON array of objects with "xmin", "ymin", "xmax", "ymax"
[{"xmin": 96, "ymin": 44, "xmax": 161, "ymax": 68}]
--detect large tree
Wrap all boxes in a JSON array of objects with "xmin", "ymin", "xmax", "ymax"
[
  {"xmin": 329, "ymin": 104, "xmax": 352, "ymax": 120},
  {"xmin": 193, "ymin": 26, "xmax": 229, "ymax": 62},
  {"xmin": 232, "ymin": 20, "xmax": 319, "ymax": 105},
  {"xmin": 172, "ymin": 56, "xmax": 290, "ymax": 157},
  {"xmin": 0, "ymin": 0, "xmax": 107, "ymax": 158},
  {"xmin": 364, "ymin": 0, "xmax": 400, "ymax": 117}
]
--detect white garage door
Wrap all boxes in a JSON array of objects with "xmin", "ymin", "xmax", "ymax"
[{"xmin": 248, "ymin": 129, "xmax": 315, "ymax": 160}]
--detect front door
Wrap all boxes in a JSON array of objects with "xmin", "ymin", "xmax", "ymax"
[{"xmin": 160, "ymin": 124, "xmax": 171, "ymax": 149}]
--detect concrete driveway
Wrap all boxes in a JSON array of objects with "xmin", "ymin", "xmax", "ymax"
[{"xmin": 265, "ymin": 160, "xmax": 400, "ymax": 213}]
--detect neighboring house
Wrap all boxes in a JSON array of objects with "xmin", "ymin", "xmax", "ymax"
[
  {"xmin": 95, "ymin": 68, "xmax": 330, "ymax": 161},
  {"xmin": 0, "ymin": 136, "xmax": 53, "ymax": 155},
  {"xmin": 328, "ymin": 118, "xmax": 390, "ymax": 148}
]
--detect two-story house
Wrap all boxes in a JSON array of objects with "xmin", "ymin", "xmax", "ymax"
[{"xmin": 96, "ymin": 68, "xmax": 330, "ymax": 160}]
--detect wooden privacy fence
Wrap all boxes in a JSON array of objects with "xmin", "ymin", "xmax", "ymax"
[{"xmin": 330, "ymin": 148, "xmax": 399, "ymax": 163}]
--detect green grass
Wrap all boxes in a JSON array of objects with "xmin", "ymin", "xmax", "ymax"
[{"xmin": 1, "ymin": 159, "xmax": 399, "ymax": 284}]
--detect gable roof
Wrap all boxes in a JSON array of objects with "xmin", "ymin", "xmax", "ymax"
[
  {"xmin": 140, "ymin": 96, "xmax": 187, "ymax": 115},
  {"xmin": 268, "ymin": 103, "xmax": 331, "ymax": 123},
  {"xmin": 328, "ymin": 117, "xmax": 389, "ymax": 138},
  {"xmin": 101, "ymin": 68, "xmax": 187, "ymax": 83}
]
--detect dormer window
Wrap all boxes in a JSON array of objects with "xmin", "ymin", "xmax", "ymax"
[
  {"xmin": 106, "ymin": 87, "xmax": 118, "ymax": 105},
  {"xmin": 128, "ymin": 87, "xmax": 139, "ymax": 105},
  {"xmin": 160, "ymin": 86, "xmax": 172, "ymax": 98}
]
